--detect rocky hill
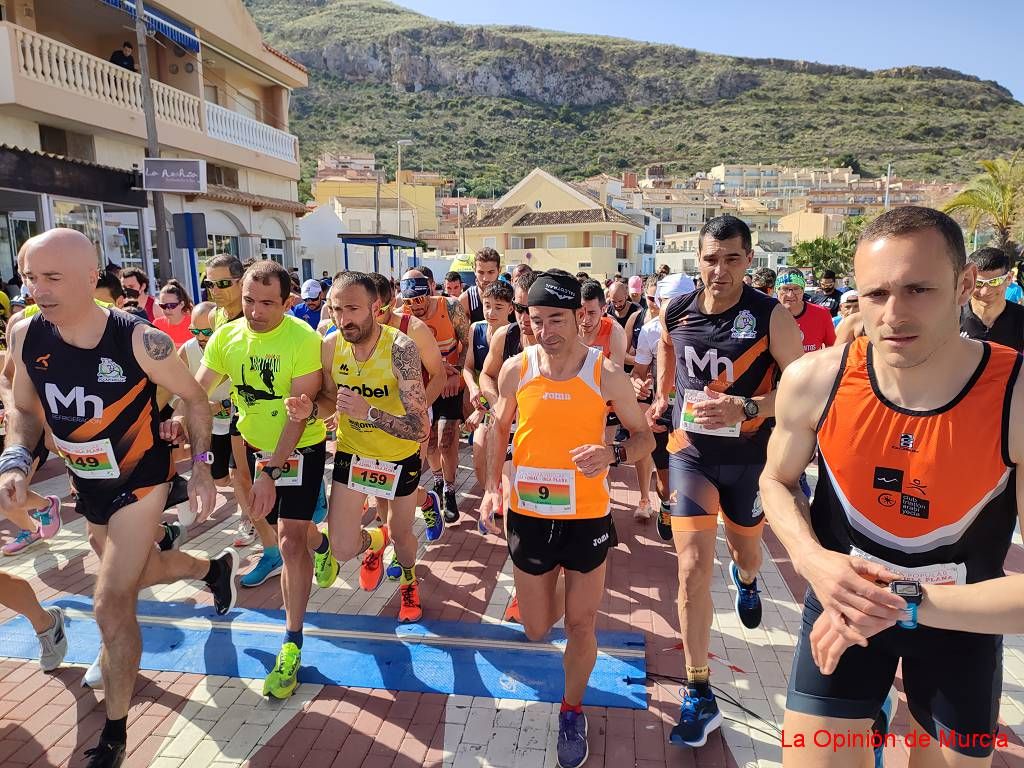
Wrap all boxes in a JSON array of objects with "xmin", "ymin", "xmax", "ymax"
[{"xmin": 243, "ymin": 0, "xmax": 1024, "ymax": 197}]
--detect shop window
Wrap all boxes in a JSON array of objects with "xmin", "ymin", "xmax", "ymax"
[{"xmin": 39, "ymin": 125, "xmax": 95, "ymax": 163}]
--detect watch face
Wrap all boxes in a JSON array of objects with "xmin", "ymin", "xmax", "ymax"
[{"xmin": 892, "ymin": 581, "xmax": 921, "ymax": 597}]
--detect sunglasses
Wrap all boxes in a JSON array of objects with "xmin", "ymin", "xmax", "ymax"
[
  {"xmin": 303, "ymin": 297, "xmax": 321, "ymax": 304},
  {"xmin": 189, "ymin": 327, "xmax": 213, "ymax": 337},
  {"xmin": 402, "ymin": 296, "xmax": 428, "ymax": 306},
  {"xmin": 375, "ymin": 302, "xmax": 392, "ymax": 318},
  {"xmin": 512, "ymin": 301, "xmax": 528, "ymax": 314},
  {"xmin": 159, "ymin": 301, "xmax": 181, "ymax": 310},
  {"xmin": 975, "ymin": 273, "xmax": 1010, "ymax": 289},
  {"xmin": 202, "ymin": 278, "xmax": 238, "ymax": 290},
  {"xmin": 123, "ymin": 287, "xmax": 140, "ymax": 298}
]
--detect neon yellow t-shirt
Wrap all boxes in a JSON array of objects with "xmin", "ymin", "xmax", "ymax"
[
  {"xmin": 202, "ymin": 315, "xmax": 326, "ymax": 452},
  {"xmin": 22, "ymin": 298, "xmax": 112, "ymax": 318},
  {"xmin": 210, "ymin": 306, "xmax": 242, "ymax": 330}
]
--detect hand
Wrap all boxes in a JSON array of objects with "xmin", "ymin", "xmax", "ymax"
[
  {"xmin": 465, "ymin": 409, "xmax": 484, "ymax": 432},
  {"xmin": 442, "ymin": 373, "xmax": 461, "ymax": 398},
  {"xmin": 0, "ymin": 470, "xmax": 28, "ymax": 513},
  {"xmin": 469, "ymin": 387, "xmax": 488, "ymax": 413},
  {"xmin": 285, "ymin": 393, "xmax": 315, "ymax": 422},
  {"xmin": 632, "ymin": 376, "xmax": 653, "ymax": 401},
  {"xmin": 569, "ymin": 444, "xmax": 614, "ymax": 478},
  {"xmin": 324, "ymin": 413, "xmax": 338, "ymax": 432},
  {"xmin": 187, "ymin": 467, "xmax": 217, "ymax": 524},
  {"xmin": 478, "ymin": 488, "xmax": 503, "ymax": 535},
  {"xmin": 646, "ymin": 395, "xmax": 669, "ymax": 431},
  {"xmin": 809, "ymin": 610, "xmax": 895, "ymax": 675},
  {"xmin": 159, "ymin": 417, "xmax": 187, "ymax": 445},
  {"xmin": 691, "ymin": 387, "xmax": 745, "ymax": 429},
  {"xmin": 248, "ymin": 472, "xmax": 276, "ymax": 521},
  {"xmin": 799, "ymin": 548, "xmax": 905, "ymax": 647},
  {"xmin": 336, "ymin": 387, "xmax": 370, "ymax": 420}
]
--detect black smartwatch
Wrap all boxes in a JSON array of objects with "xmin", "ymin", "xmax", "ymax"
[
  {"xmin": 742, "ymin": 397, "xmax": 759, "ymax": 421},
  {"xmin": 889, "ymin": 580, "xmax": 922, "ymax": 629},
  {"xmin": 610, "ymin": 443, "xmax": 626, "ymax": 466},
  {"xmin": 262, "ymin": 465, "xmax": 283, "ymax": 481}
]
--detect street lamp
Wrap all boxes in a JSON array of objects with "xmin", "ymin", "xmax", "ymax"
[
  {"xmin": 396, "ymin": 139, "xmax": 413, "ymax": 237},
  {"xmin": 456, "ymin": 186, "xmax": 467, "ymax": 254}
]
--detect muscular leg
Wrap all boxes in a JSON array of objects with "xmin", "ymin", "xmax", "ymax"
[
  {"xmin": 654, "ymin": 469, "xmax": 669, "ymax": 502},
  {"xmin": 907, "ymin": 711, "xmax": 992, "ymax": 768},
  {"xmin": 725, "ymin": 525, "xmax": 764, "ymax": 585},
  {"xmin": 634, "ymin": 454, "xmax": 654, "ymax": 510},
  {"xmin": 515, "ymin": 566, "xmax": 566, "ymax": 642},
  {"xmin": 471, "ymin": 423, "xmax": 488, "ymax": 485},
  {"xmin": 231, "ymin": 435, "xmax": 276, "ymax": 548},
  {"xmin": 0, "ymin": 571, "xmax": 53, "ymax": 632},
  {"xmin": 438, "ymin": 418, "xmax": 460, "ymax": 486},
  {"xmin": 672, "ymin": 527, "xmax": 718, "ymax": 671},
  {"xmin": 278, "ymin": 518, "xmax": 314, "ymax": 634},
  {"xmin": 386, "ymin": 492, "xmax": 418, "ymax": 568},
  {"xmin": 782, "ymin": 711, "xmax": 873, "ymax": 768},
  {"xmin": 562, "ymin": 563, "xmax": 607, "ymax": 705},
  {"xmin": 327, "ymin": 481, "xmax": 375, "ymax": 562}
]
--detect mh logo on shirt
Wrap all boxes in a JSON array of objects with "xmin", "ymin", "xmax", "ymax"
[
  {"xmin": 45, "ymin": 384, "xmax": 102, "ymax": 420},
  {"xmin": 683, "ymin": 347, "xmax": 734, "ymax": 382}
]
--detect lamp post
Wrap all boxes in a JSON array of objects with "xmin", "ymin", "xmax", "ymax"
[
  {"xmin": 456, "ymin": 186, "xmax": 466, "ymax": 254},
  {"xmin": 396, "ymin": 139, "xmax": 412, "ymax": 237}
]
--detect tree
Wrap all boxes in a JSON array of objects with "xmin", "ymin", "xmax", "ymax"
[
  {"xmin": 789, "ymin": 237, "xmax": 853, "ymax": 277},
  {"xmin": 834, "ymin": 153, "xmax": 863, "ymax": 176},
  {"xmin": 942, "ymin": 152, "xmax": 1024, "ymax": 254}
]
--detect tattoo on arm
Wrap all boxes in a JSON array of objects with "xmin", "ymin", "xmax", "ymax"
[
  {"xmin": 142, "ymin": 327, "xmax": 174, "ymax": 360},
  {"xmin": 374, "ymin": 337, "xmax": 428, "ymax": 441},
  {"xmin": 448, "ymin": 299, "xmax": 471, "ymax": 367}
]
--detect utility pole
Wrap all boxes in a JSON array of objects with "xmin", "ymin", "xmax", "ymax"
[
  {"xmin": 883, "ymin": 162, "xmax": 893, "ymax": 211},
  {"xmin": 396, "ymin": 139, "xmax": 412, "ymax": 237},
  {"xmin": 375, "ymin": 168, "xmax": 382, "ymax": 233},
  {"xmin": 134, "ymin": 0, "xmax": 172, "ymax": 282}
]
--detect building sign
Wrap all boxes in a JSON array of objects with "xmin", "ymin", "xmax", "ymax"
[{"xmin": 142, "ymin": 158, "xmax": 207, "ymax": 193}]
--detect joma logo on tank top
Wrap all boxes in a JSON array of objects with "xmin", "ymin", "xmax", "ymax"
[{"xmin": 44, "ymin": 383, "xmax": 102, "ymax": 421}]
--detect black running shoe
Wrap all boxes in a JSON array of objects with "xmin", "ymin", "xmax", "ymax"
[
  {"xmin": 443, "ymin": 489, "xmax": 460, "ymax": 524},
  {"xmin": 209, "ymin": 548, "xmax": 239, "ymax": 615},
  {"xmin": 730, "ymin": 561, "xmax": 762, "ymax": 629},
  {"xmin": 84, "ymin": 739, "xmax": 126, "ymax": 768},
  {"xmin": 657, "ymin": 503, "xmax": 673, "ymax": 541}
]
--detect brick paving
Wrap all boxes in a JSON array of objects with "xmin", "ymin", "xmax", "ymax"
[{"xmin": 1, "ymin": 450, "xmax": 1023, "ymax": 766}]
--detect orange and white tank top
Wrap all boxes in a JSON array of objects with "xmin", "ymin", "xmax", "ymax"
[
  {"xmin": 813, "ymin": 337, "xmax": 1021, "ymax": 584},
  {"xmin": 589, "ymin": 316, "xmax": 614, "ymax": 359},
  {"xmin": 422, "ymin": 297, "xmax": 459, "ymax": 366},
  {"xmin": 510, "ymin": 345, "xmax": 610, "ymax": 520}
]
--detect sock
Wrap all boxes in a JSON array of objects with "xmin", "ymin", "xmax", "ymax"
[
  {"xmin": 400, "ymin": 563, "xmax": 416, "ymax": 585},
  {"xmin": 314, "ymin": 533, "xmax": 330, "ymax": 555},
  {"xmin": 101, "ymin": 716, "xmax": 127, "ymax": 744},
  {"xmin": 443, "ymin": 481, "xmax": 455, "ymax": 497},
  {"xmin": 264, "ymin": 545, "xmax": 281, "ymax": 560},
  {"xmin": 686, "ymin": 664, "xmax": 711, "ymax": 695},
  {"xmin": 202, "ymin": 556, "xmax": 224, "ymax": 586},
  {"xmin": 157, "ymin": 523, "xmax": 174, "ymax": 552},
  {"xmin": 560, "ymin": 698, "xmax": 583, "ymax": 714},
  {"xmin": 284, "ymin": 629, "xmax": 303, "ymax": 649},
  {"xmin": 432, "ymin": 469, "xmax": 444, "ymax": 484},
  {"xmin": 420, "ymin": 492, "xmax": 434, "ymax": 511},
  {"xmin": 365, "ymin": 527, "xmax": 385, "ymax": 552}
]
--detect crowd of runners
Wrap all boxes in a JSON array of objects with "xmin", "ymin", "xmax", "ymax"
[{"xmin": 0, "ymin": 206, "xmax": 1022, "ymax": 768}]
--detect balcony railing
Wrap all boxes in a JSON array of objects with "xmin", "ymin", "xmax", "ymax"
[{"xmin": 11, "ymin": 24, "xmax": 297, "ymax": 164}]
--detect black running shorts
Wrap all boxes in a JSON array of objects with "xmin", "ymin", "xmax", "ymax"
[
  {"xmin": 668, "ymin": 450, "xmax": 764, "ymax": 535},
  {"xmin": 244, "ymin": 441, "xmax": 326, "ymax": 524},
  {"xmin": 506, "ymin": 510, "xmax": 617, "ymax": 576},
  {"xmin": 332, "ymin": 450, "xmax": 422, "ymax": 499},
  {"xmin": 210, "ymin": 432, "xmax": 231, "ymax": 481},
  {"xmin": 76, "ymin": 478, "xmax": 172, "ymax": 526},
  {"xmin": 431, "ymin": 392, "xmax": 464, "ymax": 423},
  {"xmin": 787, "ymin": 589, "xmax": 1002, "ymax": 758}
]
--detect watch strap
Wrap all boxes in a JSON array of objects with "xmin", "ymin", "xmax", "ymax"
[{"xmin": 896, "ymin": 602, "xmax": 918, "ymax": 630}]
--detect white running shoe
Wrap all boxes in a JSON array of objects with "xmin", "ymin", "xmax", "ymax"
[{"xmin": 233, "ymin": 517, "xmax": 257, "ymax": 548}]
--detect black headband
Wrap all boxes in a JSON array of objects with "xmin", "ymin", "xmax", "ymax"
[{"xmin": 527, "ymin": 272, "xmax": 581, "ymax": 310}]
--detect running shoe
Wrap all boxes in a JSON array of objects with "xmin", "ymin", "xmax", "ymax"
[
  {"xmin": 312, "ymin": 481, "xmax": 328, "ymax": 525},
  {"xmin": 730, "ymin": 561, "xmax": 762, "ymax": 629},
  {"xmin": 669, "ymin": 686, "xmax": 722, "ymax": 747},
  {"xmin": 82, "ymin": 649, "xmax": 103, "ymax": 689},
  {"xmin": 35, "ymin": 496, "xmax": 62, "ymax": 539},
  {"xmin": 2, "ymin": 527, "xmax": 41, "ymax": 556},
  {"xmin": 432, "ymin": 477, "xmax": 444, "ymax": 502},
  {"xmin": 873, "ymin": 686, "xmax": 899, "ymax": 768},
  {"xmin": 386, "ymin": 552, "xmax": 402, "ymax": 581},
  {"xmin": 159, "ymin": 521, "xmax": 187, "ymax": 551},
  {"xmin": 398, "ymin": 581, "xmax": 422, "ymax": 623},
  {"xmin": 83, "ymin": 739, "xmax": 126, "ymax": 768},
  {"xmin": 422, "ymin": 490, "xmax": 444, "ymax": 542},
  {"xmin": 208, "ymin": 548, "xmax": 239, "ymax": 615},
  {"xmin": 656, "ymin": 503, "xmax": 673, "ymax": 542},
  {"xmin": 263, "ymin": 642, "xmax": 300, "ymax": 699},
  {"xmin": 233, "ymin": 517, "xmax": 257, "ymax": 548},
  {"xmin": 503, "ymin": 594, "xmax": 521, "ymax": 624},
  {"xmin": 634, "ymin": 498, "xmax": 653, "ymax": 522},
  {"xmin": 37, "ymin": 606, "xmax": 67, "ymax": 672},
  {"xmin": 240, "ymin": 546, "xmax": 282, "ymax": 588},
  {"xmin": 443, "ymin": 489, "xmax": 460, "ymax": 525},
  {"xmin": 313, "ymin": 530, "xmax": 339, "ymax": 588},
  {"xmin": 556, "ymin": 710, "xmax": 589, "ymax": 768},
  {"xmin": 359, "ymin": 525, "xmax": 390, "ymax": 591}
]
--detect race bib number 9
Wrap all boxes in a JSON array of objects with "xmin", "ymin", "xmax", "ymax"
[
  {"xmin": 347, "ymin": 456, "xmax": 403, "ymax": 500},
  {"xmin": 255, "ymin": 451, "xmax": 302, "ymax": 486},
  {"xmin": 680, "ymin": 389, "xmax": 740, "ymax": 438},
  {"xmin": 514, "ymin": 466, "xmax": 575, "ymax": 517},
  {"xmin": 53, "ymin": 437, "xmax": 120, "ymax": 480}
]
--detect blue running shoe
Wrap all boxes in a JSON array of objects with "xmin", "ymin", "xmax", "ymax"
[
  {"xmin": 799, "ymin": 471, "xmax": 812, "ymax": 500},
  {"xmin": 313, "ymin": 482, "xmax": 328, "ymax": 525},
  {"xmin": 422, "ymin": 490, "xmax": 444, "ymax": 542},
  {"xmin": 730, "ymin": 561, "xmax": 762, "ymax": 629},
  {"xmin": 556, "ymin": 710, "xmax": 588, "ymax": 768},
  {"xmin": 873, "ymin": 686, "xmax": 898, "ymax": 768},
  {"xmin": 669, "ymin": 687, "xmax": 722, "ymax": 747},
  {"xmin": 386, "ymin": 552, "xmax": 402, "ymax": 581},
  {"xmin": 241, "ymin": 547, "xmax": 283, "ymax": 588}
]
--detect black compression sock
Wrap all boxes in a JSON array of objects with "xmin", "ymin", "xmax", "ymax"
[
  {"xmin": 157, "ymin": 523, "xmax": 174, "ymax": 552},
  {"xmin": 202, "ymin": 556, "xmax": 223, "ymax": 586},
  {"xmin": 101, "ymin": 716, "xmax": 127, "ymax": 743},
  {"xmin": 314, "ymin": 533, "xmax": 330, "ymax": 554}
]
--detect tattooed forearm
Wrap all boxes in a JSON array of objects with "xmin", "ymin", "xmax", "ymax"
[
  {"xmin": 375, "ymin": 379, "xmax": 428, "ymax": 441},
  {"xmin": 143, "ymin": 327, "xmax": 174, "ymax": 360},
  {"xmin": 448, "ymin": 299, "xmax": 471, "ymax": 367}
]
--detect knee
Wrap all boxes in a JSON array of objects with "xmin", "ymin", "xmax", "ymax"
[
  {"xmin": 564, "ymin": 611, "xmax": 597, "ymax": 641},
  {"xmin": 278, "ymin": 530, "xmax": 308, "ymax": 560},
  {"xmin": 522, "ymin": 620, "xmax": 550, "ymax": 643},
  {"xmin": 675, "ymin": 541, "xmax": 711, "ymax": 579},
  {"xmin": 94, "ymin": 591, "xmax": 134, "ymax": 635}
]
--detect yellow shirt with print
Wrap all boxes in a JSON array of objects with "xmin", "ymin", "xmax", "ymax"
[{"xmin": 202, "ymin": 315, "xmax": 326, "ymax": 453}]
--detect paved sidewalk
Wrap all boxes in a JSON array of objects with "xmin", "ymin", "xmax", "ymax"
[{"xmin": 1, "ymin": 451, "xmax": 1023, "ymax": 767}]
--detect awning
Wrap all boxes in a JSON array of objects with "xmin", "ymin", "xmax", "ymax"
[{"xmin": 99, "ymin": 0, "xmax": 200, "ymax": 53}]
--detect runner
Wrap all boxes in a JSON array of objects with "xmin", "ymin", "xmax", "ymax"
[
  {"xmin": 628, "ymin": 275, "xmax": 646, "ymax": 309},
  {"xmin": 960, "ymin": 247, "xmax": 1024, "ymax": 352},
  {"xmin": 648, "ymin": 215, "xmax": 803, "ymax": 747},
  {"xmin": 291, "ymin": 279, "xmax": 327, "ymax": 331},
  {"xmin": 761, "ymin": 206, "xmax": 1023, "ymax": 768},
  {"xmin": 286, "ymin": 271, "xmax": 430, "ymax": 623},
  {"xmin": 606, "ymin": 280, "xmax": 640, "ymax": 332},
  {"xmin": 578, "ymin": 280, "xmax": 626, "ymax": 365},
  {"xmin": 834, "ymin": 290, "xmax": 859, "ymax": 328},
  {"xmin": 1, "ymin": 229, "xmax": 233, "ymax": 768},
  {"xmin": 479, "ymin": 270, "xmax": 654, "ymax": 768},
  {"xmin": 397, "ymin": 269, "xmax": 471, "ymax": 523},
  {"xmin": 807, "ymin": 269, "xmax": 846, "ymax": 316},
  {"xmin": 459, "ymin": 247, "xmax": 502, "ymax": 323},
  {"xmin": 443, "ymin": 271, "xmax": 464, "ymax": 299},
  {"xmin": 197, "ymin": 259, "xmax": 328, "ymax": 700},
  {"xmin": 776, "ymin": 269, "xmax": 837, "ymax": 352}
]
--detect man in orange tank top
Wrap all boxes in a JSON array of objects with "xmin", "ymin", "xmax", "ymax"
[
  {"xmin": 578, "ymin": 280, "xmax": 626, "ymax": 366},
  {"xmin": 480, "ymin": 270, "xmax": 653, "ymax": 768},
  {"xmin": 762, "ymin": 206, "xmax": 1024, "ymax": 768}
]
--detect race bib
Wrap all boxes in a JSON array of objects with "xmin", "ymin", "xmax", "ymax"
[
  {"xmin": 679, "ymin": 389, "xmax": 740, "ymax": 438},
  {"xmin": 53, "ymin": 437, "xmax": 120, "ymax": 480},
  {"xmin": 255, "ymin": 451, "xmax": 302, "ymax": 486},
  {"xmin": 514, "ymin": 466, "xmax": 575, "ymax": 517},
  {"xmin": 347, "ymin": 456, "xmax": 403, "ymax": 500},
  {"xmin": 850, "ymin": 546, "xmax": 966, "ymax": 586}
]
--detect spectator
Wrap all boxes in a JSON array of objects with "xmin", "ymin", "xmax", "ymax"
[
  {"xmin": 743, "ymin": 273, "xmax": 753, "ymax": 286},
  {"xmin": 1006, "ymin": 263, "xmax": 1023, "ymax": 304},
  {"xmin": 512, "ymin": 264, "xmax": 533, "ymax": 283},
  {"xmin": 628, "ymin": 275, "xmax": 646, "ymax": 308},
  {"xmin": 153, "ymin": 279, "xmax": 194, "ymax": 346},
  {"xmin": 443, "ymin": 271, "xmax": 463, "ymax": 298},
  {"xmin": 95, "ymin": 272, "xmax": 125, "ymax": 307},
  {"xmin": 109, "ymin": 41, "xmax": 136, "ymax": 71},
  {"xmin": 751, "ymin": 267, "xmax": 777, "ymax": 296},
  {"xmin": 420, "ymin": 265, "xmax": 437, "ymax": 295},
  {"xmin": 834, "ymin": 290, "xmax": 859, "ymax": 328},
  {"xmin": 320, "ymin": 270, "xmax": 333, "ymax": 292},
  {"xmin": 807, "ymin": 269, "xmax": 845, "ymax": 316},
  {"xmin": 120, "ymin": 267, "xmax": 161, "ymax": 321},
  {"xmin": 576, "ymin": 271, "xmax": 590, "ymax": 282}
]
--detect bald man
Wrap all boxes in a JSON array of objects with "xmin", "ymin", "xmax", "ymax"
[{"xmin": 0, "ymin": 229, "xmax": 236, "ymax": 767}]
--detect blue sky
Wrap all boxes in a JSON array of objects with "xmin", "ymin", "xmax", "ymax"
[{"xmin": 399, "ymin": 0, "xmax": 1023, "ymax": 101}]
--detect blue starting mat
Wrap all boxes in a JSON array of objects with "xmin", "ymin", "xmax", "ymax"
[{"xmin": 0, "ymin": 595, "xmax": 647, "ymax": 709}]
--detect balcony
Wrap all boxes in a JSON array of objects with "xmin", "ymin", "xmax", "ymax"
[{"xmin": 3, "ymin": 23, "xmax": 298, "ymax": 169}]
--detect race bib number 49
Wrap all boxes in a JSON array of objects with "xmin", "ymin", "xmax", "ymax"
[
  {"xmin": 514, "ymin": 466, "xmax": 575, "ymax": 517},
  {"xmin": 255, "ymin": 451, "xmax": 302, "ymax": 486},
  {"xmin": 347, "ymin": 456, "xmax": 403, "ymax": 500},
  {"xmin": 53, "ymin": 437, "xmax": 120, "ymax": 480}
]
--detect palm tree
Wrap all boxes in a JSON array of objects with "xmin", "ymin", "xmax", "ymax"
[{"xmin": 942, "ymin": 152, "xmax": 1024, "ymax": 252}]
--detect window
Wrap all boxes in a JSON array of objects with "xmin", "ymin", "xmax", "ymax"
[
  {"xmin": 577, "ymin": 262, "xmax": 592, "ymax": 269},
  {"xmin": 234, "ymin": 93, "xmax": 260, "ymax": 120},
  {"xmin": 261, "ymin": 238, "xmax": 284, "ymax": 264},
  {"xmin": 510, "ymin": 236, "xmax": 523, "ymax": 249},
  {"xmin": 523, "ymin": 237, "xmax": 536, "ymax": 249},
  {"xmin": 194, "ymin": 234, "xmax": 239, "ymax": 265},
  {"xmin": 51, "ymin": 199, "xmax": 103, "ymax": 266},
  {"xmin": 301, "ymin": 259, "xmax": 313, "ymax": 281},
  {"xmin": 348, "ymin": 219, "xmax": 362, "ymax": 233},
  {"xmin": 39, "ymin": 125, "xmax": 95, "ymax": 163},
  {"xmin": 546, "ymin": 235, "xmax": 567, "ymax": 249},
  {"xmin": 203, "ymin": 84, "xmax": 218, "ymax": 105},
  {"xmin": 482, "ymin": 236, "xmax": 497, "ymax": 248},
  {"xmin": 592, "ymin": 234, "xmax": 612, "ymax": 248},
  {"xmin": 207, "ymin": 164, "xmax": 239, "ymax": 189}
]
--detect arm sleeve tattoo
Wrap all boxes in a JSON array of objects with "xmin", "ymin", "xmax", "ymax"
[
  {"xmin": 448, "ymin": 299, "xmax": 471, "ymax": 368},
  {"xmin": 374, "ymin": 335, "xmax": 428, "ymax": 442}
]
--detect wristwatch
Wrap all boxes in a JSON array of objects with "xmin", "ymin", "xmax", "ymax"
[
  {"xmin": 889, "ymin": 580, "xmax": 923, "ymax": 629},
  {"xmin": 610, "ymin": 443, "xmax": 626, "ymax": 466},
  {"xmin": 741, "ymin": 397, "xmax": 759, "ymax": 421},
  {"xmin": 366, "ymin": 406, "xmax": 380, "ymax": 423},
  {"xmin": 261, "ymin": 465, "xmax": 283, "ymax": 481},
  {"xmin": 192, "ymin": 452, "xmax": 214, "ymax": 466}
]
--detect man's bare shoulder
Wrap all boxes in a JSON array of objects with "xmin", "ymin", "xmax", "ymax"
[{"xmin": 782, "ymin": 344, "xmax": 847, "ymax": 397}]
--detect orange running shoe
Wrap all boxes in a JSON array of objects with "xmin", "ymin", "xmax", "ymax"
[
  {"xmin": 359, "ymin": 525, "xmax": 390, "ymax": 591},
  {"xmin": 398, "ymin": 580, "xmax": 422, "ymax": 623},
  {"xmin": 503, "ymin": 593, "xmax": 521, "ymax": 624}
]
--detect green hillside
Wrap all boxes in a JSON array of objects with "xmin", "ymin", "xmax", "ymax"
[{"xmin": 243, "ymin": 0, "xmax": 1024, "ymax": 199}]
